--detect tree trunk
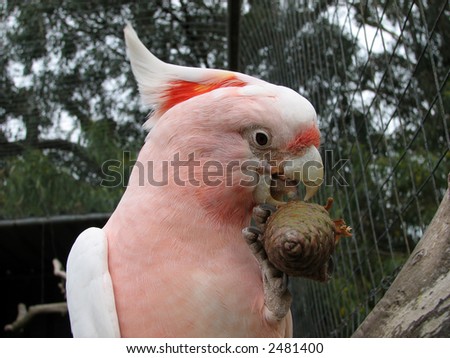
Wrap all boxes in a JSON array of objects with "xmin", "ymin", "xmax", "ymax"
[{"xmin": 352, "ymin": 174, "xmax": 450, "ymax": 337}]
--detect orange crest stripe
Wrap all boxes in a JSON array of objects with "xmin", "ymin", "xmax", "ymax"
[
  {"xmin": 287, "ymin": 126, "xmax": 321, "ymax": 152},
  {"xmin": 161, "ymin": 75, "xmax": 247, "ymax": 112}
]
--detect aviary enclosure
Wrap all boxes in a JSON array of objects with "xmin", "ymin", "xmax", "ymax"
[{"xmin": 0, "ymin": 0, "xmax": 448, "ymax": 337}]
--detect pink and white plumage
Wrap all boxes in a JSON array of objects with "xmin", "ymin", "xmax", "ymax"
[{"xmin": 66, "ymin": 25, "xmax": 323, "ymax": 337}]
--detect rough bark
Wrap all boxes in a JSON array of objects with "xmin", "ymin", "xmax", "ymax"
[{"xmin": 352, "ymin": 174, "xmax": 450, "ymax": 337}]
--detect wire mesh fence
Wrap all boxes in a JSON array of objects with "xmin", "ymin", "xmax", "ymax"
[
  {"xmin": 239, "ymin": 0, "xmax": 449, "ymax": 337},
  {"xmin": 1, "ymin": 0, "xmax": 449, "ymax": 337}
]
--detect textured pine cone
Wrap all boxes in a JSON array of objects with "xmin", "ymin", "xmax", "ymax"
[{"xmin": 261, "ymin": 199, "xmax": 351, "ymax": 282}]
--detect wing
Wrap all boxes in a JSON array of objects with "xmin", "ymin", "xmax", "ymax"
[{"xmin": 66, "ymin": 227, "xmax": 120, "ymax": 337}]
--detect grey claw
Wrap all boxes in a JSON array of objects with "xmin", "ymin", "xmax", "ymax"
[
  {"xmin": 253, "ymin": 204, "xmax": 277, "ymax": 221},
  {"xmin": 252, "ymin": 204, "xmax": 277, "ymax": 230},
  {"xmin": 242, "ymin": 226, "xmax": 263, "ymax": 237},
  {"xmin": 256, "ymin": 203, "xmax": 277, "ymax": 214},
  {"xmin": 242, "ymin": 227, "xmax": 267, "ymax": 263},
  {"xmin": 243, "ymin": 215, "xmax": 291, "ymax": 323}
]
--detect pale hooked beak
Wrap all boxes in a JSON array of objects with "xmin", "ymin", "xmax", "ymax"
[{"xmin": 253, "ymin": 146, "xmax": 324, "ymax": 205}]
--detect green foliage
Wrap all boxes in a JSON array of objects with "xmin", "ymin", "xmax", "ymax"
[
  {"xmin": 0, "ymin": 0, "xmax": 448, "ymax": 337},
  {"xmin": 0, "ymin": 0, "xmax": 227, "ymax": 219},
  {"xmin": 239, "ymin": 0, "xmax": 448, "ymax": 337},
  {"xmin": 0, "ymin": 150, "xmax": 122, "ymax": 218}
]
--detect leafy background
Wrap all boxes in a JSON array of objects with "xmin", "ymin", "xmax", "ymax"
[{"xmin": 1, "ymin": 0, "xmax": 448, "ymax": 337}]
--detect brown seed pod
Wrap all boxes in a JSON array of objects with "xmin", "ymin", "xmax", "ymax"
[{"xmin": 261, "ymin": 199, "xmax": 351, "ymax": 282}]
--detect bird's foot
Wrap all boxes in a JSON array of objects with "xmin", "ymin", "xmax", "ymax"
[{"xmin": 242, "ymin": 205, "xmax": 292, "ymax": 322}]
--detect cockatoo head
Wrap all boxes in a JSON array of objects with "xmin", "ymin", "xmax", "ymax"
[{"xmin": 124, "ymin": 25, "xmax": 323, "ymax": 225}]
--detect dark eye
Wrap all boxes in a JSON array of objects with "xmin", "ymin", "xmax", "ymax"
[{"xmin": 255, "ymin": 131, "xmax": 269, "ymax": 146}]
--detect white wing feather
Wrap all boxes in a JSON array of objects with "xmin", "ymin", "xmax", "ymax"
[{"xmin": 66, "ymin": 227, "xmax": 120, "ymax": 337}]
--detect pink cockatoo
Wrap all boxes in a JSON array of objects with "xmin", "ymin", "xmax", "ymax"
[{"xmin": 66, "ymin": 24, "xmax": 323, "ymax": 338}]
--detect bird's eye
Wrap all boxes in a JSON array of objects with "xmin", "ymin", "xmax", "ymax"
[
  {"xmin": 256, "ymin": 132, "xmax": 268, "ymax": 146},
  {"xmin": 252, "ymin": 130, "xmax": 271, "ymax": 148}
]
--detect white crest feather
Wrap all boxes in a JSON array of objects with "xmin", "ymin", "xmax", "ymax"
[
  {"xmin": 124, "ymin": 24, "xmax": 259, "ymax": 130},
  {"xmin": 124, "ymin": 24, "xmax": 174, "ymax": 129}
]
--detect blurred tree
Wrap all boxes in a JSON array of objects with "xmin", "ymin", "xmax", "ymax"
[
  {"xmin": 0, "ymin": 0, "xmax": 228, "ymax": 219},
  {"xmin": 0, "ymin": 0, "xmax": 448, "ymax": 337},
  {"xmin": 239, "ymin": 0, "xmax": 448, "ymax": 337},
  {"xmin": 241, "ymin": 0, "xmax": 448, "ymax": 247}
]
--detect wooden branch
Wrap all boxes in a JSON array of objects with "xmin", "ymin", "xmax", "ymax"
[
  {"xmin": 352, "ymin": 173, "xmax": 450, "ymax": 337},
  {"xmin": 52, "ymin": 258, "xmax": 66, "ymax": 280},
  {"xmin": 0, "ymin": 139, "xmax": 84, "ymax": 157},
  {"xmin": 4, "ymin": 302, "xmax": 68, "ymax": 332},
  {"xmin": 53, "ymin": 258, "xmax": 67, "ymax": 296},
  {"xmin": 4, "ymin": 258, "xmax": 68, "ymax": 333}
]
